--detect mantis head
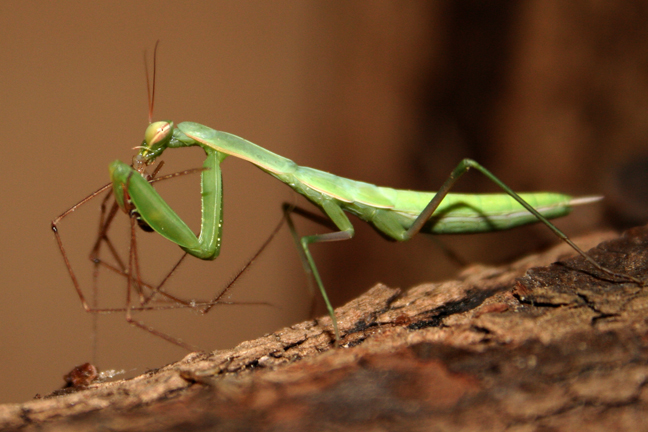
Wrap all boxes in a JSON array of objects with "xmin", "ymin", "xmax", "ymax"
[{"xmin": 139, "ymin": 120, "xmax": 174, "ymax": 162}]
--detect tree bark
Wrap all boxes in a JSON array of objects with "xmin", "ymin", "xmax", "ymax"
[{"xmin": 2, "ymin": 226, "xmax": 648, "ymax": 431}]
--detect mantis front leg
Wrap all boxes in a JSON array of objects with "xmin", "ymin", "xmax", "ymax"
[
  {"xmin": 54, "ymin": 148, "xmax": 275, "ymax": 350},
  {"xmin": 105, "ymin": 148, "xmax": 226, "ymax": 349},
  {"xmin": 109, "ymin": 148, "xmax": 225, "ymax": 260}
]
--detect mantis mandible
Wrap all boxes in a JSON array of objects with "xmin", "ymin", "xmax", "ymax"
[{"xmin": 52, "ymin": 47, "xmax": 644, "ymax": 349}]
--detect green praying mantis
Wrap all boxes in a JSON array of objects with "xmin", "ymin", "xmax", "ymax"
[{"xmin": 52, "ymin": 47, "xmax": 644, "ymax": 349}]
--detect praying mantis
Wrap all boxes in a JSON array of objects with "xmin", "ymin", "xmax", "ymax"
[{"xmin": 52, "ymin": 47, "xmax": 644, "ymax": 349}]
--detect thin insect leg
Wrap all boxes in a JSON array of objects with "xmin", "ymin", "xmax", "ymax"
[
  {"xmin": 405, "ymin": 158, "xmax": 643, "ymax": 285},
  {"xmin": 91, "ymin": 192, "xmax": 121, "ymax": 261},
  {"xmin": 92, "ymin": 239, "xmax": 172, "ymax": 305},
  {"xmin": 120, "ymin": 182, "xmax": 147, "ymax": 303},
  {"xmin": 90, "ymin": 196, "xmax": 123, "ymax": 305},
  {"xmin": 96, "ymin": 257, "xmax": 192, "ymax": 306},
  {"xmin": 284, "ymin": 204, "xmax": 338, "ymax": 231},
  {"xmin": 119, "ymin": 212, "xmax": 262, "ymax": 350},
  {"xmin": 281, "ymin": 204, "xmax": 338, "ymax": 319},
  {"xmin": 282, "ymin": 201, "xmax": 356, "ymax": 345},
  {"xmin": 51, "ymin": 187, "xmax": 258, "ymax": 313},
  {"xmin": 149, "ymin": 160, "xmax": 165, "ymax": 179},
  {"xmin": 86, "ymin": 303, "xmax": 240, "ymax": 313},
  {"xmin": 90, "ymin": 192, "xmax": 119, "ymax": 362},
  {"xmin": 202, "ymin": 215, "xmax": 287, "ymax": 314},
  {"xmin": 52, "ymin": 182, "xmax": 113, "ymax": 226},
  {"xmin": 51, "ymin": 181, "xmax": 179, "ymax": 316},
  {"xmin": 126, "ymin": 214, "xmax": 136, "ymax": 310},
  {"xmin": 91, "ymin": 222, "xmax": 127, "ymax": 276},
  {"xmin": 83, "ymin": 252, "xmax": 244, "ymax": 313},
  {"xmin": 92, "ymin": 227, "xmax": 127, "ymax": 280},
  {"xmin": 130, "ymin": 206, "xmax": 146, "ymax": 305},
  {"xmin": 129, "ymin": 164, "xmax": 207, "ymax": 307},
  {"xmin": 92, "ymin": 193, "xmax": 270, "ymax": 349},
  {"xmin": 52, "ymin": 182, "xmax": 114, "ymax": 311},
  {"xmin": 148, "ymin": 167, "xmax": 207, "ymax": 185},
  {"xmin": 84, "ymin": 166, "xmax": 232, "ymax": 307},
  {"xmin": 54, "ymin": 158, "xmax": 268, "ymax": 349},
  {"xmin": 141, "ymin": 253, "xmax": 188, "ymax": 306},
  {"xmin": 89, "ymin": 165, "xmax": 204, "ymax": 304},
  {"xmin": 88, "ymin": 194, "xmax": 131, "ymax": 356},
  {"xmin": 123, "ymin": 212, "xmax": 199, "ymax": 351},
  {"xmin": 94, "ymin": 252, "xmax": 269, "ymax": 311}
]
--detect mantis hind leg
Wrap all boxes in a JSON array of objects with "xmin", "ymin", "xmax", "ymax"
[
  {"xmin": 404, "ymin": 159, "xmax": 642, "ymax": 285},
  {"xmin": 282, "ymin": 200, "xmax": 355, "ymax": 345}
]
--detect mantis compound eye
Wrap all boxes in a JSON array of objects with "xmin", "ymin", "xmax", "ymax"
[
  {"xmin": 145, "ymin": 121, "xmax": 172, "ymax": 148},
  {"xmin": 141, "ymin": 120, "xmax": 174, "ymax": 160}
]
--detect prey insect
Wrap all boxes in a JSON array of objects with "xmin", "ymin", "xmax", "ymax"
[
  {"xmin": 52, "ymin": 159, "xmax": 281, "ymax": 350},
  {"xmin": 52, "ymin": 44, "xmax": 643, "ymax": 349}
]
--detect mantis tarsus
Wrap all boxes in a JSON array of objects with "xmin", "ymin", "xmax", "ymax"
[{"xmin": 52, "ymin": 48, "xmax": 644, "ymax": 350}]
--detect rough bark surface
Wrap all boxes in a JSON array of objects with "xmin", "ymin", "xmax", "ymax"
[{"xmin": 3, "ymin": 226, "xmax": 648, "ymax": 431}]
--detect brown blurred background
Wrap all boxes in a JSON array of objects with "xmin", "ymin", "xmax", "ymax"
[{"xmin": 0, "ymin": 1, "xmax": 647, "ymax": 403}]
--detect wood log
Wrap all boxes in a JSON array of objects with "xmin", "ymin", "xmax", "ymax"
[{"xmin": 2, "ymin": 226, "xmax": 647, "ymax": 431}]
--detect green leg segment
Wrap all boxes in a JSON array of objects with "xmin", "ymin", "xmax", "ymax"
[
  {"xmin": 283, "ymin": 200, "xmax": 354, "ymax": 345},
  {"xmin": 403, "ymin": 159, "xmax": 641, "ymax": 284}
]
